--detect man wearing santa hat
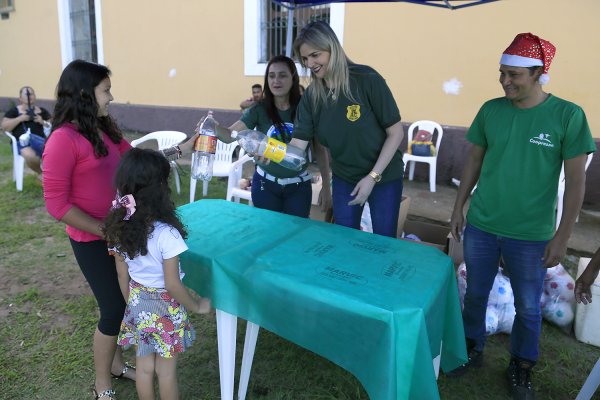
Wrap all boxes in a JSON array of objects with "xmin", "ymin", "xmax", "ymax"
[{"xmin": 448, "ymin": 33, "xmax": 596, "ymax": 399}]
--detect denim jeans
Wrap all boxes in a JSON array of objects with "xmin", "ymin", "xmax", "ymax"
[
  {"xmin": 331, "ymin": 175, "xmax": 403, "ymax": 237},
  {"xmin": 462, "ymin": 223, "xmax": 548, "ymax": 362},
  {"xmin": 250, "ymin": 170, "xmax": 312, "ymax": 218},
  {"xmin": 17, "ymin": 133, "xmax": 46, "ymax": 158}
]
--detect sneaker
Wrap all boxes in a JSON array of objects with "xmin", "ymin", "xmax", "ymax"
[
  {"xmin": 507, "ymin": 358, "xmax": 535, "ymax": 400},
  {"xmin": 445, "ymin": 339, "xmax": 483, "ymax": 377}
]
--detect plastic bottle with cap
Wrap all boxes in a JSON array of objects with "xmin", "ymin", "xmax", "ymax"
[
  {"xmin": 231, "ymin": 129, "xmax": 306, "ymax": 172},
  {"xmin": 191, "ymin": 111, "xmax": 217, "ymax": 181}
]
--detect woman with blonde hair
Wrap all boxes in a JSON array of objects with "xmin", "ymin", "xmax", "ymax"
[{"xmin": 291, "ymin": 21, "xmax": 405, "ymax": 237}]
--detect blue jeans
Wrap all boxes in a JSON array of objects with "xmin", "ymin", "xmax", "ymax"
[
  {"xmin": 331, "ymin": 175, "xmax": 403, "ymax": 237},
  {"xmin": 250, "ymin": 170, "xmax": 312, "ymax": 218},
  {"xmin": 462, "ymin": 223, "xmax": 548, "ymax": 362},
  {"xmin": 17, "ymin": 133, "xmax": 46, "ymax": 158}
]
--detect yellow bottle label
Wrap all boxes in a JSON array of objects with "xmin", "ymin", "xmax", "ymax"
[
  {"xmin": 194, "ymin": 135, "xmax": 217, "ymax": 154},
  {"xmin": 262, "ymin": 137, "xmax": 286, "ymax": 163}
]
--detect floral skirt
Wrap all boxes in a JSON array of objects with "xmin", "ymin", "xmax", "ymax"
[{"xmin": 118, "ymin": 280, "xmax": 196, "ymax": 358}]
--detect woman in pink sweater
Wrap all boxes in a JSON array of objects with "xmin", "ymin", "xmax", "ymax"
[
  {"xmin": 43, "ymin": 60, "xmax": 133, "ymax": 399},
  {"xmin": 44, "ymin": 60, "xmax": 196, "ymax": 399}
]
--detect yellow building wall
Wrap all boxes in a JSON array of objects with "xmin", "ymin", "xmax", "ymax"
[
  {"xmin": 342, "ymin": 0, "xmax": 600, "ymax": 136},
  {"xmin": 1, "ymin": 0, "xmax": 599, "ymax": 137},
  {"xmin": 101, "ymin": 1, "xmax": 245, "ymax": 109},
  {"xmin": 0, "ymin": 1, "xmax": 63, "ymax": 100}
]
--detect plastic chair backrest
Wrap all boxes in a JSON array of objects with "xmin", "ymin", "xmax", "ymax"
[
  {"xmin": 226, "ymin": 151, "xmax": 254, "ymax": 203},
  {"xmin": 214, "ymin": 141, "xmax": 239, "ymax": 163},
  {"xmin": 558, "ymin": 153, "xmax": 594, "ymax": 185},
  {"xmin": 228, "ymin": 154, "xmax": 252, "ymax": 188},
  {"xmin": 407, "ymin": 120, "xmax": 444, "ymax": 156},
  {"xmin": 130, "ymin": 130, "xmax": 187, "ymax": 150}
]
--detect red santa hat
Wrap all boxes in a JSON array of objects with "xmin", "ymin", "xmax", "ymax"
[{"xmin": 500, "ymin": 33, "xmax": 556, "ymax": 85}]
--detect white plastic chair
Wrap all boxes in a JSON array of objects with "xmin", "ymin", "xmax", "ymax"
[
  {"xmin": 130, "ymin": 131, "xmax": 188, "ymax": 194},
  {"xmin": 403, "ymin": 120, "xmax": 444, "ymax": 192},
  {"xmin": 189, "ymin": 141, "xmax": 239, "ymax": 203},
  {"xmin": 226, "ymin": 152, "xmax": 254, "ymax": 204},
  {"xmin": 556, "ymin": 153, "xmax": 593, "ymax": 230},
  {"xmin": 5, "ymin": 131, "xmax": 25, "ymax": 191}
]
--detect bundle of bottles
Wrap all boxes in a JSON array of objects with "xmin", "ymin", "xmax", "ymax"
[{"xmin": 191, "ymin": 111, "xmax": 307, "ymax": 181}]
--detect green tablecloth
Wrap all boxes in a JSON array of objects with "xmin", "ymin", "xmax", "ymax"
[{"xmin": 179, "ymin": 200, "xmax": 466, "ymax": 400}]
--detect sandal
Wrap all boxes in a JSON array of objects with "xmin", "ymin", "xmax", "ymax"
[
  {"xmin": 92, "ymin": 388, "xmax": 116, "ymax": 399},
  {"xmin": 111, "ymin": 362, "xmax": 135, "ymax": 380}
]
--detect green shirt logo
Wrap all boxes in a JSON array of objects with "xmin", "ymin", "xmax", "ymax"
[{"xmin": 346, "ymin": 105, "xmax": 361, "ymax": 122}]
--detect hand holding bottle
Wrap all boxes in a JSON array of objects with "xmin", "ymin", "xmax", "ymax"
[{"xmin": 231, "ymin": 129, "xmax": 306, "ymax": 172}]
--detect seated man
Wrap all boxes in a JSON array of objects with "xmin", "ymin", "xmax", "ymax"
[
  {"xmin": 240, "ymin": 83, "xmax": 263, "ymax": 110},
  {"xmin": 2, "ymin": 86, "xmax": 51, "ymax": 175}
]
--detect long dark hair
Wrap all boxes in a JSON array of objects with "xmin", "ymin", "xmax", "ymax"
[
  {"xmin": 51, "ymin": 59, "xmax": 123, "ymax": 157},
  {"xmin": 262, "ymin": 55, "xmax": 301, "ymax": 143},
  {"xmin": 103, "ymin": 148, "xmax": 187, "ymax": 259}
]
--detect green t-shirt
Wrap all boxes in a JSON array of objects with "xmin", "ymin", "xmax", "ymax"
[
  {"xmin": 240, "ymin": 102, "xmax": 307, "ymax": 179},
  {"xmin": 294, "ymin": 64, "xmax": 403, "ymax": 184},
  {"xmin": 466, "ymin": 95, "xmax": 596, "ymax": 241}
]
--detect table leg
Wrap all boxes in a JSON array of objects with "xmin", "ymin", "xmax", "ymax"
[
  {"xmin": 576, "ymin": 357, "xmax": 600, "ymax": 400},
  {"xmin": 238, "ymin": 322, "xmax": 260, "ymax": 400},
  {"xmin": 216, "ymin": 309, "xmax": 238, "ymax": 400},
  {"xmin": 433, "ymin": 341, "xmax": 443, "ymax": 379}
]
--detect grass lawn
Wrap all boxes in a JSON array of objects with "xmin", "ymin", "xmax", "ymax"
[{"xmin": 1, "ymin": 133, "xmax": 599, "ymax": 399}]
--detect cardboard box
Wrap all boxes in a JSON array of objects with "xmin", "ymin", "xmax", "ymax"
[
  {"xmin": 401, "ymin": 219, "xmax": 450, "ymax": 252},
  {"xmin": 396, "ymin": 196, "xmax": 411, "ymax": 238},
  {"xmin": 447, "ymin": 233, "xmax": 464, "ymax": 266},
  {"xmin": 309, "ymin": 204, "xmax": 326, "ymax": 221}
]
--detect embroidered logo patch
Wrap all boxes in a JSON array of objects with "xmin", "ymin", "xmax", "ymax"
[
  {"xmin": 529, "ymin": 133, "xmax": 555, "ymax": 148},
  {"xmin": 346, "ymin": 105, "xmax": 360, "ymax": 122}
]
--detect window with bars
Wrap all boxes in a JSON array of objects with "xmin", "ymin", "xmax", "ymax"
[
  {"xmin": 69, "ymin": 0, "xmax": 97, "ymax": 62},
  {"xmin": 244, "ymin": 0, "xmax": 343, "ymax": 76},
  {"xmin": 0, "ymin": 0, "xmax": 14, "ymax": 13},
  {"xmin": 0, "ymin": 0, "xmax": 14, "ymax": 19},
  {"xmin": 259, "ymin": 0, "xmax": 330, "ymax": 63}
]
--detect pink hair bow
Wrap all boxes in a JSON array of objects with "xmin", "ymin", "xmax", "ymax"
[{"xmin": 111, "ymin": 194, "xmax": 136, "ymax": 220}]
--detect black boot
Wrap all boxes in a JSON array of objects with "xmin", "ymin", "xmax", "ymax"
[{"xmin": 507, "ymin": 358, "xmax": 535, "ymax": 400}]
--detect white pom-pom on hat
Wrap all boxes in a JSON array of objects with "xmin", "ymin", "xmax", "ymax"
[{"xmin": 538, "ymin": 74, "xmax": 550, "ymax": 85}]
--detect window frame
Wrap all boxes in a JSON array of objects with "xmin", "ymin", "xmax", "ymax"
[
  {"xmin": 0, "ymin": 0, "xmax": 15, "ymax": 13},
  {"xmin": 243, "ymin": 0, "xmax": 345, "ymax": 77},
  {"xmin": 57, "ymin": 0, "xmax": 104, "ymax": 68}
]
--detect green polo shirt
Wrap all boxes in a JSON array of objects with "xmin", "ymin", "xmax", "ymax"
[
  {"xmin": 241, "ymin": 102, "xmax": 308, "ymax": 179},
  {"xmin": 467, "ymin": 95, "xmax": 596, "ymax": 241},
  {"xmin": 294, "ymin": 64, "xmax": 403, "ymax": 184}
]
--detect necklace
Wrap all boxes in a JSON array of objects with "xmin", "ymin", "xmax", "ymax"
[{"xmin": 328, "ymin": 87, "xmax": 336, "ymax": 100}]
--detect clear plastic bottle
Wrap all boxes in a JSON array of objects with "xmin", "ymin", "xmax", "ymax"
[
  {"xmin": 231, "ymin": 129, "xmax": 306, "ymax": 171},
  {"xmin": 19, "ymin": 128, "xmax": 32, "ymax": 147},
  {"xmin": 191, "ymin": 111, "xmax": 217, "ymax": 181}
]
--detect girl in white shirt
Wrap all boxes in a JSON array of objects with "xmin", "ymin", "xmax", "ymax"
[{"xmin": 104, "ymin": 148, "xmax": 211, "ymax": 400}]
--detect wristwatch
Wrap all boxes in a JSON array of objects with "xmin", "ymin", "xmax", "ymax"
[{"xmin": 368, "ymin": 171, "xmax": 382, "ymax": 183}]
